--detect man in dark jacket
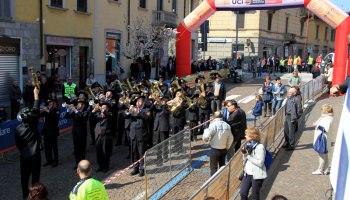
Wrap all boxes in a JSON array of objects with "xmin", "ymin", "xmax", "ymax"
[
  {"xmin": 9, "ymin": 80, "xmax": 22, "ymax": 120},
  {"xmin": 130, "ymin": 59, "xmax": 139, "ymax": 79},
  {"xmin": 40, "ymin": 98, "xmax": 60, "ymax": 168},
  {"xmin": 151, "ymin": 96, "xmax": 171, "ymax": 163},
  {"xmin": 15, "ymin": 87, "xmax": 41, "ymax": 199},
  {"xmin": 93, "ymin": 102, "xmax": 114, "ymax": 173},
  {"xmin": 167, "ymin": 59, "xmax": 175, "ymax": 78},
  {"xmin": 23, "ymin": 79, "xmax": 35, "ymax": 108},
  {"xmin": 283, "ymin": 88, "xmax": 303, "ymax": 151},
  {"xmin": 125, "ymin": 96, "xmax": 151, "ymax": 177},
  {"xmin": 235, "ymin": 106, "xmax": 247, "ymax": 152},
  {"xmin": 211, "ymin": 74, "xmax": 226, "ymax": 112},
  {"xmin": 65, "ymin": 99, "xmax": 89, "ymax": 169},
  {"xmin": 226, "ymin": 100, "xmax": 242, "ymax": 161},
  {"xmin": 188, "ymin": 94, "xmax": 199, "ymax": 141},
  {"xmin": 39, "ymin": 77, "xmax": 52, "ymax": 104}
]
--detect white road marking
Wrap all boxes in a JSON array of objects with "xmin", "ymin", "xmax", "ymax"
[
  {"xmin": 247, "ymin": 110, "xmax": 252, "ymax": 114},
  {"xmin": 133, "ymin": 191, "xmax": 146, "ymax": 200},
  {"xmin": 225, "ymin": 95, "xmax": 241, "ymax": 100},
  {"xmin": 238, "ymin": 95, "xmax": 256, "ymax": 104}
]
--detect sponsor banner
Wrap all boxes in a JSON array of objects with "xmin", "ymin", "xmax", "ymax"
[
  {"xmin": 182, "ymin": 1, "xmax": 216, "ymax": 32},
  {"xmin": 215, "ymin": 0, "xmax": 304, "ymax": 9},
  {"xmin": 307, "ymin": 0, "xmax": 348, "ymax": 28},
  {"xmin": 183, "ymin": 69, "xmax": 229, "ymax": 88},
  {"xmin": 0, "ymin": 107, "xmax": 74, "ymax": 153}
]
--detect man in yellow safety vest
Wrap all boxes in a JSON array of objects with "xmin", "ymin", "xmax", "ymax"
[{"xmin": 62, "ymin": 77, "xmax": 78, "ymax": 103}]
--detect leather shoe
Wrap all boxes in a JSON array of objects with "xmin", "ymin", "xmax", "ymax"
[
  {"xmin": 139, "ymin": 170, "xmax": 145, "ymax": 177},
  {"xmin": 51, "ymin": 162, "xmax": 58, "ymax": 168},
  {"xmin": 286, "ymin": 146, "xmax": 295, "ymax": 151},
  {"xmin": 43, "ymin": 162, "xmax": 52, "ymax": 167},
  {"xmin": 95, "ymin": 167, "xmax": 103, "ymax": 173},
  {"xmin": 130, "ymin": 169, "xmax": 139, "ymax": 176},
  {"xmin": 282, "ymin": 142, "xmax": 289, "ymax": 148}
]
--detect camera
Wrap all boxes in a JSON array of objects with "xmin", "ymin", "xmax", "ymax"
[{"xmin": 241, "ymin": 146, "xmax": 253, "ymax": 155}]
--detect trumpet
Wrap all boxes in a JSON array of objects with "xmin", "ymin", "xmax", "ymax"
[
  {"xmin": 28, "ymin": 67, "xmax": 40, "ymax": 90},
  {"xmin": 62, "ymin": 102, "xmax": 76, "ymax": 111}
]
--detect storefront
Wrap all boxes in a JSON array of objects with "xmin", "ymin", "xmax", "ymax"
[
  {"xmin": 0, "ymin": 38, "xmax": 20, "ymax": 107},
  {"xmin": 45, "ymin": 36, "xmax": 92, "ymax": 89},
  {"xmin": 105, "ymin": 32, "xmax": 121, "ymax": 82}
]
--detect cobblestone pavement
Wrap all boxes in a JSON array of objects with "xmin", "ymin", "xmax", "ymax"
[{"xmin": 0, "ymin": 71, "xmax": 313, "ymax": 200}]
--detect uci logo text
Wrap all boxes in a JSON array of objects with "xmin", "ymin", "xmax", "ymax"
[{"xmin": 232, "ymin": 0, "xmax": 244, "ymax": 4}]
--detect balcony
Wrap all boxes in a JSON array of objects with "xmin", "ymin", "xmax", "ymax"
[
  {"xmin": 315, "ymin": 39, "xmax": 320, "ymax": 46},
  {"xmin": 283, "ymin": 33, "xmax": 296, "ymax": 44},
  {"xmin": 152, "ymin": 10, "xmax": 178, "ymax": 28},
  {"xmin": 300, "ymin": 8, "xmax": 309, "ymax": 17}
]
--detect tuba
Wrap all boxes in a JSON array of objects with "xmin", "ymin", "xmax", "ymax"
[
  {"xmin": 196, "ymin": 83, "xmax": 208, "ymax": 109},
  {"xmin": 123, "ymin": 77, "xmax": 133, "ymax": 92}
]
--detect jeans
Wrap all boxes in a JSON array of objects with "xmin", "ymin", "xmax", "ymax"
[
  {"xmin": 240, "ymin": 174, "xmax": 264, "ymax": 200},
  {"xmin": 254, "ymin": 116, "xmax": 262, "ymax": 126},
  {"xmin": 272, "ymin": 100, "xmax": 283, "ymax": 115}
]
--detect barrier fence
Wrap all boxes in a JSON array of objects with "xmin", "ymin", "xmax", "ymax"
[{"xmin": 189, "ymin": 75, "xmax": 326, "ymax": 200}]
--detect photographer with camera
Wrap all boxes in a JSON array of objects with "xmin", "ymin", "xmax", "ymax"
[{"xmin": 240, "ymin": 128, "xmax": 267, "ymax": 200}]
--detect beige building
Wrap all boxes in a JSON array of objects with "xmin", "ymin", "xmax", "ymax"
[
  {"xmin": 94, "ymin": 0, "xmax": 200, "ymax": 83},
  {"xmin": 199, "ymin": 7, "xmax": 335, "ymax": 64}
]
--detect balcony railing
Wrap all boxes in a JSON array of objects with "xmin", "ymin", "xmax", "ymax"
[
  {"xmin": 315, "ymin": 39, "xmax": 320, "ymax": 46},
  {"xmin": 152, "ymin": 10, "xmax": 178, "ymax": 28},
  {"xmin": 283, "ymin": 33, "xmax": 296, "ymax": 43}
]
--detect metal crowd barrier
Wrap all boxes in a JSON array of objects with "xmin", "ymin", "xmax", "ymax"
[
  {"xmin": 144, "ymin": 128, "xmax": 191, "ymax": 199},
  {"xmin": 189, "ymin": 75, "xmax": 326, "ymax": 200}
]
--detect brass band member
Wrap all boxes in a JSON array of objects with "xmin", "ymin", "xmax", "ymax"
[
  {"xmin": 65, "ymin": 99, "xmax": 89, "ymax": 170},
  {"xmin": 199, "ymin": 83, "xmax": 214, "ymax": 135},
  {"xmin": 126, "ymin": 96, "xmax": 151, "ymax": 177},
  {"xmin": 188, "ymin": 94, "xmax": 199, "ymax": 141},
  {"xmin": 40, "ymin": 98, "xmax": 60, "ymax": 168}
]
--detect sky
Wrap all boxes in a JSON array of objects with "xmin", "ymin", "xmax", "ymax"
[{"xmin": 332, "ymin": 0, "xmax": 350, "ymax": 12}]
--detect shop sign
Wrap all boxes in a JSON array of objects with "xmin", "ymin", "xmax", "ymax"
[
  {"xmin": 106, "ymin": 32, "xmax": 121, "ymax": 40},
  {"xmin": 0, "ymin": 38, "xmax": 20, "ymax": 56},
  {"xmin": 265, "ymin": 40, "xmax": 275, "ymax": 45},
  {"xmin": 57, "ymin": 49, "xmax": 66, "ymax": 56},
  {"xmin": 47, "ymin": 36, "xmax": 74, "ymax": 46}
]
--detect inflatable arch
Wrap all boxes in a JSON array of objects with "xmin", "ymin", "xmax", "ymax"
[{"xmin": 176, "ymin": 0, "xmax": 350, "ymax": 86}]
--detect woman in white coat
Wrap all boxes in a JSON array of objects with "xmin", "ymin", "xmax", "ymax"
[
  {"xmin": 240, "ymin": 128, "xmax": 267, "ymax": 200},
  {"xmin": 312, "ymin": 104, "xmax": 334, "ymax": 175}
]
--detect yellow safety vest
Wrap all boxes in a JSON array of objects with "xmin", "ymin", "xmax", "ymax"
[{"xmin": 64, "ymin": 83, "xmax": 77, "ymax": 98}]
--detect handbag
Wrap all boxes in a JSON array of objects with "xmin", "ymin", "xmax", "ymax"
[{"xmin": 313, "ymin": 125, "xmax": 328, "ymax": 154}]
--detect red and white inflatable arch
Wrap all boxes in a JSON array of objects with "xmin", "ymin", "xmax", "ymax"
[{"xmin": 176, "ymin": 0, "xmax": 350, "ymax": 86}]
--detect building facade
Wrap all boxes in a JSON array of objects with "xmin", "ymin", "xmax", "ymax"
[
  {"xmin": 0, "ymin": 0, "xmax": 41, "ymax": 106},
  {"xmin": 94, "ymin": 0, "xmax": 200, "ymax": 84},
  {"xmin": 199, "ymin": 7, "xmax": 335, "ymax": 65}
]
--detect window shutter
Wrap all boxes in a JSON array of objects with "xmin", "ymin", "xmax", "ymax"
[{"xmin": 0, "ymin": 0, "xmax": 12, "ymax": 20}]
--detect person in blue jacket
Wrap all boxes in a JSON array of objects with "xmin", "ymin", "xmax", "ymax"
[
  {"xmin": 272, "ymin": 77, "xmax": 287, "ymax": 115},
  {"xmin": 252, "ymin": 95, "xmax": 263, "ymax": 127}
]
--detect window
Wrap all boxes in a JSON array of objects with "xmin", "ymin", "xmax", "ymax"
[
  {"xmin": 157, "ymin": 0, "xmax": 163, "ymax": 11},
  {"xmin": 325, "ymin": 27, "xmax": 328, "ymax": 40},
  {"xmin": 316, "ymin": 25, "xmax": 319, "ymax": 39},
  {"xmin": 268, "ymin": 13, "xmax": 272, "ymax": 31},
  {"xmin": 238, "ymin": 11, "xmax": 245, "ymax": 29},
  {"xmin": 139, "ymin": 0, "xmax": 146, "ymax": 9},
  {"xmin": 0, "ymin": 0, "xmax": 13, "ymax": 20},
  {"xmin": 77, "ymin": 0, "xmax": 87, "ymax": 12},
  {"xmin": 285, "ymin": 18, "xmax": 289, "ymax": 33},
  {"xmin": 51, "ymin": 0, "xmax": 63, "ymax": 8},
  {"xmin": 300, "ymin": 21, "xmax": 304, "ymax": 36},
  {"xmin": 172, "ymin": 0, "xmax": 177, "ymax": 13},
  {"xmin": 190, "ymin": 0, "xmax": 194, "ymax": 12},
  {"xmin": 330, "ymin": 29, "xmax": 336, "ymax": 41}
]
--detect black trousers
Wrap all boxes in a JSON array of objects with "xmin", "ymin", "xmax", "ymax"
[
  {"xmin": 11, "ymin": 100, "xmax": 20, "ymax": 120},
  {"xmin": 284, "ymin": 114, "xmax": 297, "ymax": 147},
  {"xmin": 240, "ymin": 174, "xmax": 264, "ymax": 200},
  {"xmin": 172, "ymin": 125, "xmax": 184, "ymax": 152},
  {"xmin": 210, "ymin": 148, "xmax": 227, "ymax": 176},
  {"xmin": 308, "ymin": 64, "xmax": 313, "ymax": 73},
  {"xmin": 189, "ymin": 121, "xmax": 198, "ymax": 140},
  {"xmin": 199, "ymin": 113, "xmax": 210, "ymax": 135},
  {"xmin": 211, "ymin": 99, "xmax": 222, "ymax": 113},
  {"xmin": 235, "ymin": 138, "xmax": 244, "ymax": 152},
  {"xmin": 117, "ymin": 113, "xmax": 125, "ymax": 144},
  {"xmin": 153, "ymin": 128, "xmax": 169, "ymax": 160},
  {"xmin": 20, "ymin": 153, "xmax": 41, "ymax": 199},
  {"xmin": 96, "ymin": 137, "xmax": 113, "ymax": 170},
  {"xmin": 72, "ymin": 134, "xmax": 87, "ymax": 165},
  {"xmin": 148, "ymin": 119, "xmax": 154, "ymax": 147},
  {"xmin": 44, "ymin": 134, "xmax": 58, "ymax": 163},
  {"xmin": 131, "ymin": 139, "xmax": 147, "ymax": 170}
]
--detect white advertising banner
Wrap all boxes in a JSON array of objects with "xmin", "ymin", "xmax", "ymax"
[{"xmin": 215, "ymin": 0, "xmax": 305, "ymax": 9}]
